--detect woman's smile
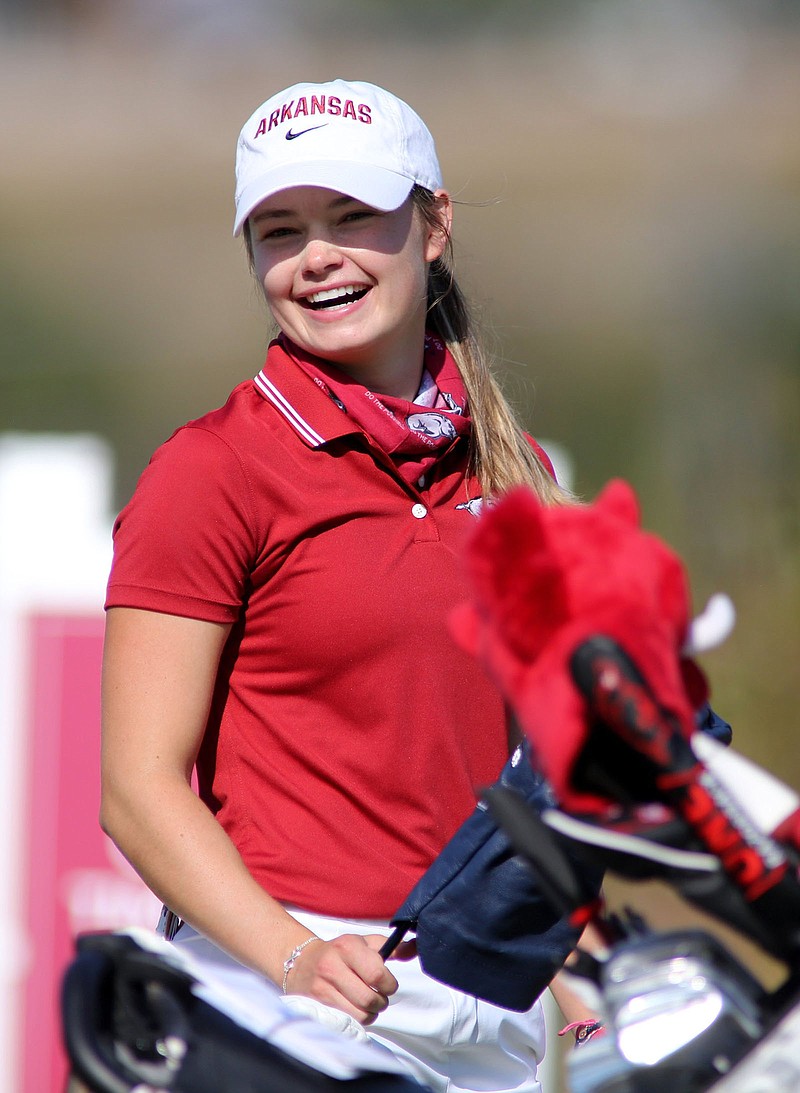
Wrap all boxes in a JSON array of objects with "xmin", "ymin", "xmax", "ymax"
[{"xmin": 301, "ymin": 283, "xmax": 372, "ymax": 312}]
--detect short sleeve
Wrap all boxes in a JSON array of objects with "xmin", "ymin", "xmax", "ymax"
[{"xmin": 106, "ymin": 425, "xmax": 259, "ymax": 622}]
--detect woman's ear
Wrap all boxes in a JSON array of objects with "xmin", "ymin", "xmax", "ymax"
[{"xmin": 425, "ymin": 189, "xmax": 453, "ymax": 263}]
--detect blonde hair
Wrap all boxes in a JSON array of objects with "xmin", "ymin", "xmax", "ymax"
[
  {"xmin": 412, "ymin": 187, "xmax": 570, "ymax": 504},
  {"xmin": 243, "ymin": 189, "xmax": 570, "ymax": 505}
]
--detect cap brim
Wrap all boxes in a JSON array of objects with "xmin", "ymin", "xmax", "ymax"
[{"xmin": 233, "ymin": 163, "xmax": 415, "ymax": 236}]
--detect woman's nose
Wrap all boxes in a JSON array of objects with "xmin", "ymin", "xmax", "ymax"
[{"xmin": 302, "ymin": 236, "xmax": 343, "ymax": 276}]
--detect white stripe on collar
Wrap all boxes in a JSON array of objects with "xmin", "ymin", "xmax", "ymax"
[{"xmin": 254, "ymin": 371, "xmax": 326, "ymax": 447}]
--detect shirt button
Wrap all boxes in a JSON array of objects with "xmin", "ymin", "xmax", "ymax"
[
  {"xmin": 411, "ymin": 503, "xmax": 428, "ymax": 519},
  {"xmin": 417, "ymin": 474, "xmax": 426, "ymax": 487}
]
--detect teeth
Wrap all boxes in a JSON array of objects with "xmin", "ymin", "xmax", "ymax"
[{"xmin": 307, "ymin": 285, "xmax": 364, "ymax": 306}]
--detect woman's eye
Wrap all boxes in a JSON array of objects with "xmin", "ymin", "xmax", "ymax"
[
  {"xmin": 251, "ymin": 224, "xmax": 299, "ymax": 243},
  {"xmin": 263, "ymin": 226, "xmax": 298, "ymax": 240},
  {"xmin": 342, "ymin": 209, "xmax": 375, "ymax": 224}
]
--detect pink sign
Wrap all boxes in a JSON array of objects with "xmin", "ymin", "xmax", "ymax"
[{"xmin": 21, "ymin": 613, "xmax": 160, "ymax": 1092}]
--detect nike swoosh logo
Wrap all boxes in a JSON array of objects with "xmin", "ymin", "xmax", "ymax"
[{"xmin": 286, "ymin": 124, "xmax": 328, "ymax": 140}]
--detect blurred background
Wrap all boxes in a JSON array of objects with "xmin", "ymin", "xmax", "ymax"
[
  {"xmin": 1, "ymin": 0, "xmax": 798, "ymax": 1088},
  {"xmin": 4, "ymin": 0, "xmax": 797, "ymax": 773}
]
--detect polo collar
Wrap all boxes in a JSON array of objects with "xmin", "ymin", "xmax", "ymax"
[{"xmin": 252, "ymin": 339, "xmax": 361, "ymax": 448}]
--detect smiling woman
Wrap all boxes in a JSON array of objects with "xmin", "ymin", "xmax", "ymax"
[{"xmin": 99, "ymin": 78, "xmax": 572, "ymax": 1093}]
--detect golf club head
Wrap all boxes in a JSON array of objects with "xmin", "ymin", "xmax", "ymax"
[{"xmin": 568, "ymin": 930, "xmax": 767, "ymax": 1093}]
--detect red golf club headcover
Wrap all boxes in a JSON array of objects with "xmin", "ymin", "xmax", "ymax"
[{"xmin": 450, "ymin": 479, "xmax": 708, "ymax": 816}]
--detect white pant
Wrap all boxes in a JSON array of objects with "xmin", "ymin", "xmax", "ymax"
[{"xmin": 174, "ymin": 909, "xmax": 545, "ymax": 1093}]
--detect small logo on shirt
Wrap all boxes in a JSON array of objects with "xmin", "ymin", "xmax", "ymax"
[{"xmin": 456, "ymin": 498, "xmax": 485, "ymax": 517}]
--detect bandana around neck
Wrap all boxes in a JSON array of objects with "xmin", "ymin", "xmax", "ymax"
[{"xmin": 279, "ymin": 334, "xmax": 472, "ymax": 484}]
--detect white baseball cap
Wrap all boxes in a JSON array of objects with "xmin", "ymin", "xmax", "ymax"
[{"xmin": 233, "ymin": 79, "xmax": 442, "ymax": 236}]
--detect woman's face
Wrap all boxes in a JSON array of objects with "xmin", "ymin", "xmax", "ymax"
[{"xmin": 248, "ymin": 185, "xmax": 451, "ymax": 396}]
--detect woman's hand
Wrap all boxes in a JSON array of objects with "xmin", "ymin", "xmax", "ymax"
[{"xmin": 283, "ymin": 933, "xmax": 399, "ymax": 1025}]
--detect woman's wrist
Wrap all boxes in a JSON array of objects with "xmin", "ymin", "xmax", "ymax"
[{"xmin": 281, "ymin": 935, "xmax": 323, "ymax": 993}]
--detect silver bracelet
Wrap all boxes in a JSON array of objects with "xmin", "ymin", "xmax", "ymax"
[{"xmin": 282, "ymin": 936, "xmax": 322, "ymax": 994}]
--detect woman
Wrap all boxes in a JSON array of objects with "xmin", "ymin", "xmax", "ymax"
[{"xmin": 101, "ymin": 79, "xmax": 578, "ymax": 1093}]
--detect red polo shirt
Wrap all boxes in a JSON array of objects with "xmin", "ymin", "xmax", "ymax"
[{"xmin": 107, "ymin": 345, "xmax": 544, "ymax": 917}]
